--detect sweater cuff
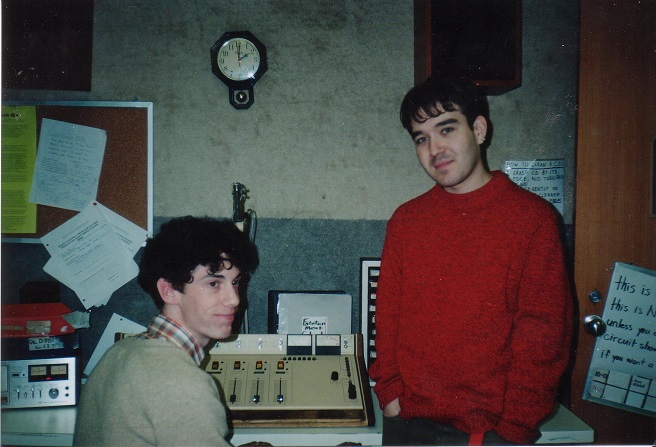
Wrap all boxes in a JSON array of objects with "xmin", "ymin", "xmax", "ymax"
[
  {"xmin": 373, "ymin": 379, "xmax": 403, "ymax": 410},
  {"xmin": 495, "ymin": 419, "xmax": 539, "ymax": 445}
]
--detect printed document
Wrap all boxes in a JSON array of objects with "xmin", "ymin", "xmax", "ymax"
[
  {"xmin": 29, "ymin": 118, "xmax": 107, "ymax": 211},
  {"xmin": 41, "ymin": 201, "xmax": 145, "ymax": 309}
]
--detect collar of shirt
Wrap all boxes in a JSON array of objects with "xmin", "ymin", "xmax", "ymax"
[{"xmin": 138, "ymin": 314, "xmax": 205, "ymax": 366}]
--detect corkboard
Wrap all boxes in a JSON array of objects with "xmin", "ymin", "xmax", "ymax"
[{"xmin": 2, "ymin": 101, "xmax": 153, "ymax": 242}]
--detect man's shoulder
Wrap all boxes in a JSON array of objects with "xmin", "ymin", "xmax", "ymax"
[
  {"xmin": 499, "ymin": 176, "xmax": 559, "ymax": 217},
  {"xmin": 92, "ymin": 336, "xmax": 197, "ymax": 378},
  {"xmin": 391, "ymin": 188, "xmax": 436, "ymax": 216},
  {"xmin": 103, "ymin": 334, "xmax": 170, "ymax": 356}
]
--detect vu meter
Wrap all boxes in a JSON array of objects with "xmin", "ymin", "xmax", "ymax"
[
  {"xmin": 1, "ymin": 357, "xmax": 77, "ymax": 408},
  {"xmin": 316, "ymin": 334, "xmax": 341, "ymax": 355}
]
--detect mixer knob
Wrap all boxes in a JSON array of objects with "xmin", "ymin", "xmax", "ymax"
[{"xmin": 49, "ymin": 388, "xmax": 59, "ymax": 399}]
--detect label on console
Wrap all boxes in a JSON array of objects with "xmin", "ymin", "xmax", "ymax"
[{"xmin": 28, "ymin": 336, "xmax": 65, "ymax": 351}]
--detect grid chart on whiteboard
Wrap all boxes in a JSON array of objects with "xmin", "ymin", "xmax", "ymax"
[
  {"xmin": 360, "ymin": 258, "xmax": 380, "ymax": 381},
  {"xmin": 587, "ymin": 368, "xmax": 656, "ymax": 415}
]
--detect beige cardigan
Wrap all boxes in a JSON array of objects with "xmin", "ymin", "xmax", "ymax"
[{"xmin": 74, "ymin": 336, "xmax": 231, "ymax": 446}]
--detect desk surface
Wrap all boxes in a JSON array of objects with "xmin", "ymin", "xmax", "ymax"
[{"xmin": 1, "ymin": 401, "xmax": 593, "ymax": 446}]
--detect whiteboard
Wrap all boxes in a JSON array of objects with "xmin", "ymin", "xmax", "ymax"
[{"xmin": 583, "ymin": 262, "xmax": 656, "ymax": 416}]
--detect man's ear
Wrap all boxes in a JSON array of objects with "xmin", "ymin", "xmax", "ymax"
[
  {"xmin": 473, "ymin": 116, "xmax": 488, "ymax": 145},
  {"xmin": 156, "ymin": 278, "xmax": 179, "ymax": 305}
]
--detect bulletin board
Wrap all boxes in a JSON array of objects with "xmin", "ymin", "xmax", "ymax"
[{"xmin": 1, "ymin": 101, "xmax": 153, "ymax": 243}]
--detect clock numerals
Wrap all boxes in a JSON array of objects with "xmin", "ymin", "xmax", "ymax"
[{"xmin": 216, "ymin": 38, "xmax": 261, "ymax": 81}]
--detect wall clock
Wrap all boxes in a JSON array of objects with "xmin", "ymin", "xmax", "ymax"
[{"xmin": 211, "ymin": 31, "xmax": 267, "ymax": 109}]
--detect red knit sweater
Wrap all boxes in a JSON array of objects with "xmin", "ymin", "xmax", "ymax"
[{"xmin": 369, "ymin": 171, "xmax": 573, "ymax": 444}]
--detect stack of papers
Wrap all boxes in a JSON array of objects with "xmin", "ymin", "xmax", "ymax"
[{"xmin": 41, "ymin": 201, "xmax": 147, "ymax": 309}]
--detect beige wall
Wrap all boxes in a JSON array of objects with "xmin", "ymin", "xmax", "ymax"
[{"xmin": 6, "ymin": 0, "xmax": 579, "ymax": 223}]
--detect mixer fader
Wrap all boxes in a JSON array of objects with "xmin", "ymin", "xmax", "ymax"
[{"xmin": 203, "ymin": 334, "xmax": 375, "ymax": 427}]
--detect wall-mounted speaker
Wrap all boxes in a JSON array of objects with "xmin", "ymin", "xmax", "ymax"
[
  {"xmin": 414, "ymin": 0, "xmax": 522, "ymax": 95},
  {"xmin": 2, "ymin": 0, "xmax": 93, "ymax": 91}
]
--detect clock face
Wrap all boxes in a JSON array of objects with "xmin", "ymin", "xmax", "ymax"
[{"xmin": 217, "ymin": 37, "xmax": 261, "ymax": 82}]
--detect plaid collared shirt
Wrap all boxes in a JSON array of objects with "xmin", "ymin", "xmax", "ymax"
[{"xmin": 136, "ymin": 314, "xmax": 205, "ymax": 366}]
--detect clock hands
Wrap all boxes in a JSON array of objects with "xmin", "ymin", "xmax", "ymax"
[{"xmin": 235, "ymin": 42, "xmax": 252, "ymax": 67}]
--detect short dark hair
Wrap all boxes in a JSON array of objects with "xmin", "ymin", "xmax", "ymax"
[
  {"xmin": 137, "ymin": 216, "xmax": 259, "ymax": 309},
  {"xmin": 400, "ymin": 78, "xmax": 489, "ymax": 133}
]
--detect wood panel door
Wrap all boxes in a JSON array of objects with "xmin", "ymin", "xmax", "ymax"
[{"xmin": 572, "ymin": 0, "xmax": 656, "ymax": 443}]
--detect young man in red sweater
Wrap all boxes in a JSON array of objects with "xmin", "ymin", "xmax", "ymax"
[{"xmin": 369, "ymin": 80, "xmax": 573, "ymax": 445}]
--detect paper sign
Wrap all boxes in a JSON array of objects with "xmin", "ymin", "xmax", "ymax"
[
  {"xmin": 302, "ymin": 317, "xmax": 328, "ymax": 334},
  {"xmin": 1, "ymin": 105, "xmax": 38, "ymax": 233},
  {"xmin": 41, "ymin": 201, "xmax": 140, "ymax": 309},
  {"xmin": 503, "ymin": 159, "xmax": 564, "ymax": 215},
  {"xmin": 29, "ymin": 118, "xmax": 107, "ymax": 211},
  {"xmin": 583, "ymin": 262, "xmax": 656, "ymax": 416}
]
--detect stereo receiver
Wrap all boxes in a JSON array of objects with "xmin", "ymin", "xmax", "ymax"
[{"xmin": 1, "ymin": 357, "xmax": 77, "ymax": 409}]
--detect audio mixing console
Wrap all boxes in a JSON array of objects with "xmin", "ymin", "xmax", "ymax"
[{"xmin": 203, "ymin": 333, "xmax": 375, "ymax": 427}]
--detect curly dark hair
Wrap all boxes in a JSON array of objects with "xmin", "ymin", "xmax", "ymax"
[
  {"xmin": 137, "ymin": 216, "xmax": 259, "ymax": 309},
  {"xmin": 400, "ymin": 78, "xmax": 490, "ymax": 133}
]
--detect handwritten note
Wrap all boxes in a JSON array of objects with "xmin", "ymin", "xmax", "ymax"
[
  {"xmin": 29, "ymin": 118, "xmax": 107, "ymax": 211},
  {"xmin": 503, "ymin": 159, "xmax": 564, "ymax": 215},
  {"xmin": 583, "ymin": 262, "xmax": 656, "ymax": 416},
  {"xmin": 302, "ymin": 317, "xmax": 328, "ymax": 334}
]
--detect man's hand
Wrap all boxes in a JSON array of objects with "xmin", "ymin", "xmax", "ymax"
[{"xmin": 382, "ymin": 398, "xmax": 401, "ymax": 417}]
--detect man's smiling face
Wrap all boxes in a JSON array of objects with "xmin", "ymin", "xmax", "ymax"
[{"xmin": 410, "ymin": 106, "xmax": 489, "ymax": 194}]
